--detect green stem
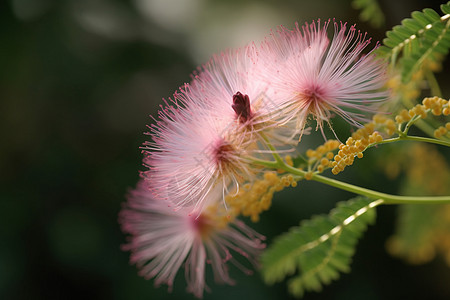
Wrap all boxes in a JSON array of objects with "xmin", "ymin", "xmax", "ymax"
[
  {"xmin": 261, "ymin": 134, "xmax": 284, "ymax": 165},
  {"xmin": 402, "ymin": 115, "xmax": 421, "ymax": 135},
  {"xmin": 400, "ymin": 135, "xmax": 450, "ymax": 147},
  {"xmin": 375, "ymin": 135, "xmax": 450, "ymax": 148},
  {"xmin": 249, "ymin": 157, "xmax": 279, "ymax": 169},
  {"xmin": 310, "ymin": 173, "xmax": 450, "ymax": 204},
  {"xmin": 251, "ymin": 158, "xmax": 450, "ymax": 205}
]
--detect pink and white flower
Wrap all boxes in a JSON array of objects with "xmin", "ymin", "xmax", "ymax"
[
  {"xmin": 190, "ymin": 44, "xmax": 299, "ymax": 145},
  {"xmin": 142, "ymin": 90, "xmax": 256, "ymax": 213},
  {"xmin": 119, "ymin": 181, "xmax": 265, "ymax": 298},
  {"xmin": 142, "ymin": 45, "xmax": 276, "ymax": 213},
  {"xmin": 261, "ymin": 20, "xmax": 388, "ymax": 139},
  {"xmin": 189, "ymin": 44, "xmax": 274, "ymax": 129}
]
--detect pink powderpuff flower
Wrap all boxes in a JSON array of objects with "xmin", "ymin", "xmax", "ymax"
[
  {"xmin": 119, "ymin": 181, "xmax": 266, "ymax": 298},
  {"xmin": 190, "ymin": 44, "xmax": 299, "ymax": 145},
  {"xmin": 142, "ymin": 44, "xmax": 279, "ymax": 213},
  {"xmin": 261, "ymin": 19, "xmax": 388, "ymax": 139},
  {"xmin": 190, "ymin": 44, "xmax": 273, "ymax": 130},
  {"xmin": 142, "ymin": 89, "xmax": 258, "ymax": 213}
]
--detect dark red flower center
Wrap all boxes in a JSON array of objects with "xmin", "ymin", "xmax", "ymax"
[
  {"xmin": 213, "ymin": 141, "xmax": 234, "ymax": 166},
  {"xmin": 192, "ymin": 214, "xmax": 214, "ymax": 237},
  {"xmin": 232, "ymin": 92, "xmax": 252, "ymax": 123}
]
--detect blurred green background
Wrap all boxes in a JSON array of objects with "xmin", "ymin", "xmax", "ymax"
[{"xmin": 1, "ymin": 0, "xmax": 450, "ymax": 299}]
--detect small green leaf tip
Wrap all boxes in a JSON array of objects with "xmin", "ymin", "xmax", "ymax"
[
  {"xmin": 378, "ymin": 3, "xmax": 450, "ymax": 83},
  {"xmin": 352, "ymin": 0, "xmax": 385, "ymax": 28}
]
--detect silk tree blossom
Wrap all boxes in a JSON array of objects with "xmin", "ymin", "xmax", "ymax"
[
  {"xmin": 142, "ymin": 45, "xmax": 280, "ymax": 213},
  {"xmin": 261, "ymin": 19, "xmax": 388, "ymax": 139},
  {"xmin": 119, "ymin": 181, "xmax": 265, "ymax": 298},
  {"xmin": 190, "ymin": 44, "xmax": 274, "ymax": 130},
  {"xmin": 142, "ymin": 88, "xmax": 259, "ymax": 213},
  {"xmin": 190, "ymin": 44, "xmax": 299, "ymax": 146}
]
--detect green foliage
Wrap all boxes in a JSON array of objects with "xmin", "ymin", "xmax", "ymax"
[
  {"xmin": 386, "ymin": 143, "xmax": 450, "ymax": 265},
  {"xmin": 387, "ymin": 204, "xmax": 444, "ymax": 264},
  {"xmin": 261, "ymin": 197, "xmax": 379, "ymax": 298},
  {"xmin": 377, "ymin": 2, "xmax": 450, "ymax": 82},
  {"xmin": 352, "ymin": 0, "xmax": 385, "ymax": 28}
]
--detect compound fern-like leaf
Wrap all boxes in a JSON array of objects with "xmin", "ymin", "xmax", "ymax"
[
  {"xmin": 261, "ymin": 197, "xmax": 381, "ymax": 298},
  {"xmin": 377, "ymin": 2, "xmax": 450, "ymax": 82}
]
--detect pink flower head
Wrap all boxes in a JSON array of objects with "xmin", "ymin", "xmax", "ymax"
[
  {"xmin": 142, "ymin": 45, "xmax": 276, "ymax": 213},
  {"xmin": 142, "ymin": 90, "xmax": 257, "ymax": 214},
  {"xmin": 190, "ymin": 44, "xmax": 296, "ymax": 145},
  {"xmin": 262, "ymin": 19, "xmax": 388, "ymax": 139},
  {"xmin": 189, "ymin": 44, "xmax": 274, "ymax": 129},
  {"xmin": 119, "ymin": 181, "xmax": 265, "ymax": 298}
]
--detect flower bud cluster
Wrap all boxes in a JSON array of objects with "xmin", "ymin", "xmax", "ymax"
[
  {"xmin": 303, "ymin": 115, "xmax": 394, "ymax": 177},
  {"xmin": 394, "ymin": 105, "xmax": 427, "ymax": 124},
  {"xmin": 226, "ymin": 172, "xmax": 297, "ymax": 222},
  {"xmin": 423, "ymin": 96, "xmax": 449, "ymax": 116},
  {"xmin": 372, "ymin": 114, "xmax": 397, "ymax": 135},
  {"xmin": 435, "ymin": 122, "xmax": 450, "ymax": 138},
  {"xmin": 327, "ymin": 97, "xmax": 449, "ymax": 176},
  {"xmin": 422, "ymin": 97, "xmax": 450, "ymax": 138},
  {"xmin": 331, "ymin": 125, "xmax": 383, "ymax": 175},
  {"xmin": 390, "ymin": 97, "xmax": 450, "ymax": 138},
  {"xmin": 305, "ymin": 140, "xmax": 340, "ymax": 175},
  {"xmin": 395, "ymin": 96, "xmax": 448, "ymax": 125}
]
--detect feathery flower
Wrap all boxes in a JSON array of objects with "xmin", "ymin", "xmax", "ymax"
[
  {"xmin": 142, "ymin": 90, "xmax": 256, "ymax": 213},
  {"xmin": 261, "ymin": 19, "xmax": 388, "ymax": 138},
  {"xmin": 142, "ymin": 45, "xmax": 276, "ymax": 213},
  {"xmin": 189, "ymin": 44, "xmax": 274, "ymax": 130},
  {"xmin": 190, "ymin": 44, "xmax": 298, "ymax": 145},
  {"xmin": 119, "ymin": 182, "xmax": 265, "ymax": 298}
]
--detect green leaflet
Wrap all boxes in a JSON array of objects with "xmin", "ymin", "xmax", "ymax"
[
  {"xmin": 352, "ymin": 0, "xmax": 385, "ymax": 28},
  {"xmin": 377, "ymin": 2, "xmax": 450, "ymax": 83},
  {"xmin": 261, "ymin": 197, "xmax": 380, "ymax": 298}
]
